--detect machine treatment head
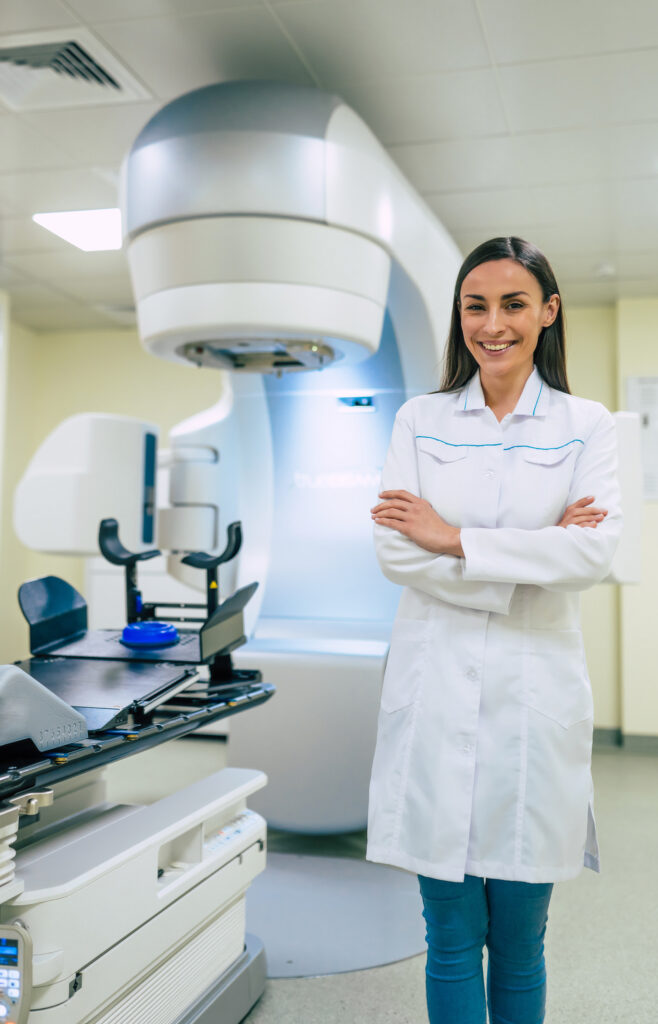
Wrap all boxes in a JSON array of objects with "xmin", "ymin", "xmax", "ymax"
[{"xmin": 120, "ymin": 81, "xmax": 393, "ymax": 373}]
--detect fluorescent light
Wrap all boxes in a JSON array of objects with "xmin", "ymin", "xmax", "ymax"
[{"xmin": 32, "ymin": 208, "xmax": 122, "ymax": 251}]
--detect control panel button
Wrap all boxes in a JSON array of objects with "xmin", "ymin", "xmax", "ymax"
[
  {"xmin": 6, "ymin": 974, "xmax": 17, "ymax": 981},
  {"xmin": 0, "ymin": 1004, "xmax": 8, "ymax": 1018}
]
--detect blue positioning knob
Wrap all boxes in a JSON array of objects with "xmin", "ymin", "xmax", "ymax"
[{"xmin": 121, "ymin": 621, "xmax": 180, "ymax": 649}]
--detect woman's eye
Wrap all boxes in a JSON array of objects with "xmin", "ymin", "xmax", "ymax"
[
  {"xmin": 465, "ymin": 303, "xmax": 485, "ymax": 312},
  {"xmin": 506, "ymin": 302, "xmax": 525, "ymax": 310}
]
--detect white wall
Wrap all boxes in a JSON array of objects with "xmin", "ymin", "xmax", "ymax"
[
  {"xmin": 566, "ymin": 305, "xmax": 620, "ymax": 732},
  {"xmin": 616, "ymin": 300, "xmax": 658, "ymax": 739}
]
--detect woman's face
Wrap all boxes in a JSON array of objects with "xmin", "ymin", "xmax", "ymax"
[{"xmin": 459, "ymin": 259, "xmax": 560, "ymax": 381}]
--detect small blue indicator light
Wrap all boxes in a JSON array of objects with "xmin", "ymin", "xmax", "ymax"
[{"xmin": 337, "ymin": 396, "xmax": 374, "ymax": 409}]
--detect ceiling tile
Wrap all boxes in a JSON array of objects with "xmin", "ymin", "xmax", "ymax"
[
  {"xmin": 0, "ymin": 114, "xmax": 77, "ymax": 173},
  {"xmin": 8, "ymin": 281, "xmax": 74, "ymax": 308},
  {"xmin": 439, "ymin": 182, "xmax": 617, "ymax": 259},
  {"xmin": 450, "ymin": 221, "xmax": 618, "ymax": 262},
  {"xmin": 612, "ymin": 179, "xmax": 658, "ymax": 250},
  {"xmin": 510, "ymin": 224, "xmax": 618, "ymax": 257},
  {"xmin": 426, "ymin": 187, "xmax": 550, "ymax": 234},
  {"xmin": 479, "ymin": 0, "xmax": 658, "ymax": 64},
  {"xmin": 274, "ymin": 0, "xmax": 490, "ymax": 82},
  {"xmin": 0, "ymin": 167, "xmax": 118, "ymax": 216},
  {"xmin": 522, "ymin": 182, "xmax": 613, "ymax": 227},
  {"xmin": 339, "ymin": 68, "xmax": 508, "ymax": 146},
  {"xmin": 1, "ymin": 216, "xmax": 67, "ymax": 254},
  {"xmin": 389, "ymin": 128, "xmax": 613, "ymax": 194},
  {"xmin": 613, "ymin": 178, "xmax": 658, "ymax": 227},
  {"xmin": 560, "ymin": 281, "xmax": 617, "ymax": 307},
  {"xmin": 0, "ymin": 0, "xmax": 77, "ymax": 33},
  {"xmin": 94, "ymin": 8, "xmax": 314, "ymax": 100},
  {"xmin": 22, "ymin": 101, "xmax": 162, "ymax": 168},
  {"xmin": 8, "ymin": 280, "xmax": 117, "ymax": 329},
  {"xmin": 94, "ymin": 304, "xmax": 136, "ymax": 327},
  {"xmin": 66, "ymin": 0, "xmax": 259, "ymax": 21},
  {"xmin": 563, "ymin": 278, "xmax": 658, "ymax": 306},
  {"xmin": 615, "ymin": 250, "xmax": 658, "ymax": 278},
  {"xmin": 46, "ymin": 272, "xmax": 134, "ymax": 306},
  {"xmin": 0, "ymin": 262, "xmax": 32, "ymax": 288},
  {"xmin": 11, "ymin": 301, "xmax": 116, "ymax": 332},
  {"xmin": 606, "ymin": 123, "xmax": 658, "ymax": 179},
  {"xmin": 549, "ymin": 251, "xmax": 616, "ymax": 279},
  {"xmin": 497, "ymin": 51, "xmax": 658, "ymax": 133},
  {"xmin": 6, "ymin": 248, "xmax": 129, "ymax": 281}
]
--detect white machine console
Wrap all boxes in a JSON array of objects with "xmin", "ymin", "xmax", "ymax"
[
  {"xmin": 0, "ymin": 923, "xmax": 32, "ymax": 1024},
  {"xmin": 0, "ymin": 768, "xmax": 266, "ymax": 1024}
]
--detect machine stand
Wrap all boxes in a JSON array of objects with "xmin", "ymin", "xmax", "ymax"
[{"xmin": 176, "ymin": 934, "xmax": 266, "ymax": 1024}]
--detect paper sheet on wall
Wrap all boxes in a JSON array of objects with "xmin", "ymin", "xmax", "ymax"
[{"xmin": 625, "ymin": 377, "xmax": 658, "ymax": 500}]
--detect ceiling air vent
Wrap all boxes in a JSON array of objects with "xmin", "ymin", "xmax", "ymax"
[
  {"xmin": 0, "ymin": 28, "xmax": 151, "ymax": 110},
  {"xmin": 0, "ymin": 41, "xmax": 120, "ymax": 89}
]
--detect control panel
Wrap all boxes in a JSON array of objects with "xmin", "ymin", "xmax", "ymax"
[{"xmin": 0, "ymin": 924, "xmax": 31, "ymax": 1024}]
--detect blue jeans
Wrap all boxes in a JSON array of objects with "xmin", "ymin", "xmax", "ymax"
[{"xmin": 418, "ymin": 874, "xmax": 553, "ymax": 1024}]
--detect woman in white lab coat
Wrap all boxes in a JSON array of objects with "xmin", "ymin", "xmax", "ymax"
[{"xmin": 368, "ymin": 236, "xmax": 622, "ymax": 1024}]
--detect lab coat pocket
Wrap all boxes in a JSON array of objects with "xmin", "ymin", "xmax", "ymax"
[
  {"xmin": 380, "ymin": 619, "xmax": 428, "ymax": 713},
  {"xmin": 522, "ymin": 446, "xmax": 577, "ymax": 467},
  {"xmin": 523, "ymin": 629, "xmax": 593, "ymax": 729},
  {"xmin": 520, "ymin": 446, "xmax": 578, "ymax": 526},
  {"xmin": 416, "ymin": 439, "xmax": 468, "ymax": 522},
  {"xmin": 416, "ymin": 438, "xmax": 468, "ymax": 465}
]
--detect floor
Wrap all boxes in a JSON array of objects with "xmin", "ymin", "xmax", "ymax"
[{"xmin": 240, "ymin": 746, "xmax": 658, "ymax": 1024}]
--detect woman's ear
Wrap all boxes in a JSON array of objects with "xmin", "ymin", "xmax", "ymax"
[{"xmin": 542, "ymin": 293, "xmax": 560, "ymax": 327}]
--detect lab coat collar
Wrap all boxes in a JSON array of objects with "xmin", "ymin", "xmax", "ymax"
[{"xmin": 457, "ymin": 365, "xmax": 548, "ymax": 418}]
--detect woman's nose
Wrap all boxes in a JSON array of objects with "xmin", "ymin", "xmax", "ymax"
[{"xmin": 483, "ymin": 307, "xmax": 504, "ymax": 335}]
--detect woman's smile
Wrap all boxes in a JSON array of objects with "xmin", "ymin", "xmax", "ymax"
[{"xmin": 476, "ymin": 340, "xmax": 518, "ymax": 353}]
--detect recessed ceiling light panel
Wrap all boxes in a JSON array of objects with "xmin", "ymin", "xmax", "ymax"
[{"xmin": 32, "ymin": 208, "xmax": 122, "ymax": 251}]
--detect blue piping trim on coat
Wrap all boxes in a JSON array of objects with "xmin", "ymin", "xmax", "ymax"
[
  {"xmin": 416, "ymin": 436, "xmax": 584, "ymax": 452},
  {"xmin": 532, "ymin": 381, "xmax": 543, "ymax": 415},
  {"xmin": 416, "ymin": 435, "xmax": 502, "ymax": 448},
  {"xmin": 502, "ymin": 439, "xmax": 584, "ymax": 452}
]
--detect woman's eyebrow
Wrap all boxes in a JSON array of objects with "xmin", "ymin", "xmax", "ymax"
[{"xmin": 462, "ymin": 291, "xmax": 531, "ymax": 300}]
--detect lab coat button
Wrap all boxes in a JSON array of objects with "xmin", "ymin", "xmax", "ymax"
[
  {"xmin": 484, "ymin": 470, "xmax": 494, "ymax": 479},
  {"xmin": 466, "ymin": 668, "xmax": 478, "ymax": 681}
]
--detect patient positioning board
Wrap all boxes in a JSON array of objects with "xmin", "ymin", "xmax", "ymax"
[
  {"xmin": 13, "ymin": 517, "xmax": 262, "ymax": 743},
  {"xmin": 18, "ymin": 575, "xmax": 257, "ymax": 667}
]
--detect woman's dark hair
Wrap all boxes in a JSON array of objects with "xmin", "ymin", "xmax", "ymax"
[{"xmin": 437, "ymin": 236, "xmax": 570, "ymax": 394}]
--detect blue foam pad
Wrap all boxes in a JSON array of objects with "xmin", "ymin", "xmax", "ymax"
[{"xmin": 121, "ymin": 621, "xmax": 180, "ymax": 649}]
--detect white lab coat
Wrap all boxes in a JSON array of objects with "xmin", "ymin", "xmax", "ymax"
[{"xmin": 366, "ymin": 365, "xmax": 622, "ymax": 883}]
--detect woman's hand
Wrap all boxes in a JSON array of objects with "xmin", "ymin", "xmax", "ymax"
[
  {"xmin": 371, "ymin": 490, "xmax": 463, "ymax": 556},
  {"xmin": 558, "ymin": 496, "xmax": 608, "ymax": 529}
]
